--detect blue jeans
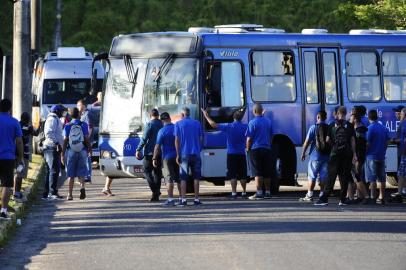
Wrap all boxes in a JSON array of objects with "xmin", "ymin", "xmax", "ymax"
[{"xmin": 43, "ymin": 148, "xmax": 60, "ymax": 197}]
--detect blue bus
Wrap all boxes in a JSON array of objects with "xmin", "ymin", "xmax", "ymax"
[{"xmin": 93, "ymin": 25, "xmax": 406, "ymax": 192}]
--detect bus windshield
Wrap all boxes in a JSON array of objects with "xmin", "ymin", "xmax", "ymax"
[
  {"xmin": 101, "ymin": 58, "xmax": 148, "ymax": 133},
  {"xmin": 143, "ymin": 57, "xmax": 198, "ymax": 122},
  {"xmin": 42, "ymin": 79, "xmax": 94, "ymax": 104}
]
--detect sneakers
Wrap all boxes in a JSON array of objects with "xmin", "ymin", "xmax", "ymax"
[
  {"xmin": 314, "ymin": 199, "xmax": 328, "ymax": 206},
  {"xmin": 241, "ymin": 193, "xmax": 248, "ymax": 199},
  {"xmin": 41, "ymin": 195, "xmax": 49, "ymax": 201},
  {"xmin": 249, "ymin": 193, "xmax": 264, "ymax": 200},
  {"xmin": 338, "ymin": 200, "xmax": 348, "ymax": 206},
  {"xmin": 194, "ymin": 199, "xmax": 203, "ymax": 206},
  {"xmin": 177, "ymin": 200, "xmax": 187, "ymax": 207},
  {"xmin": 229, "ymin": 194, "xmax": 238, "ymax": 200},
  {"xmin": 102, "ymin": 188, "xmax": 115, "ymax": 196},
  {"xmin": 150, "ymin": 196, "xmax": 159, "ymax": 202},
  {"xmin": 49, "ymin": 194, "xmax": 63, "ymax": 200},
  {"xmin": 66, "ymin": 195, "xmax": 73, "ymax": 201},
  {"xmin": 388, "ymin": 194, "xmax": 403, "ymax": 203},
  {"xmin": 299, "ymin": 195, "xmax": 313, "ymax": 202},
  {"xmin": 163, "ymin": 200, "xmax": 176, "ymax": 207},
  {"xmin": 79, "ymin": 188, "xmax": 86, "ymax": 200},
  {"xmin": 0, "ymin": 212, "xmax": 10, "ymax": 220},
  {"xmin": 376, "ymin": 198, "xmax": 386, "ymax": 205},
  {"xmin": 263, "ymin": 193, "xmax": 271, "ymax": 199}
]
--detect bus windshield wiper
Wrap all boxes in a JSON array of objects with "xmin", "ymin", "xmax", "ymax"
[
  {"xmin": 123, "ymin": 54, "xmax": 139, "ymax": 85},
  {"xmin": 154, "ymin": 53, "xmax": 175, "ymax": 83}
]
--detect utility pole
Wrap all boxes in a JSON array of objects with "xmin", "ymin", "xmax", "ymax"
[
  {"xmin": 31, "ymin": 0, "xmax": 41, "ymax": 58},
  {"xmin": 13, "ymin": 0, "xmax": 32, "ymax": 118},
  {"xmin": 54, "ymin": 0, "xmax": 62, "ymax": 50}
]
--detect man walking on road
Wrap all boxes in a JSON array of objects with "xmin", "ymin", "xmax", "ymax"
[
  {"xmin": 42, "ymin": 105, "xmax": 65, "ymax": 200},
  {"xmin": 62, "ymin": 108, "xmax": 91, "ymax": 200},
  {"xmin": 175, "ymin": 107, "xmax": 203, "ymax": 206},
  {"xmin": 153, "ymin": 112, "xmax": 181, "ymax": 206},
  {"xmin": 365, "ymin": 109, "xmax": 390, "ymax": 204},
  {"xmin": 315, "ymin": 106, "xmax": 357, "ymax": 206},
  {"xmin": 246, "ymin": 103, "xmax": 274, "ymax": 200},
  {"xmin": 0, "ymin": 99, "xmax": 23, "ymax": 219},
  {"xmin": 77, "ymin": 99, "xmax": 92, "ymax": 183},
  {"xmin": 136, "ymin": 109, "xmax": 163, "ymax": 202},
  {"xmin": 202, "ymin": 109, "xmax": 248, "ymax": 199}
]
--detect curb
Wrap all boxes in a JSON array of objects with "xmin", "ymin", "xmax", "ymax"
[{"xmin": 0, "ymin": 156, "xmax": 45, "ymax": 245}]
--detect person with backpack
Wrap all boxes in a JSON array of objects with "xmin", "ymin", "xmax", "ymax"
[
  {"xmin": 315, "ymin": 106, "xmax": 357, "ymax": 206},
  {"xmin": 42, "ymin": 105, "xmax": 65, "ymax": 200},
  {"xmin": 61, "ymin": 107, "xmax": 91, "ymax": 200},
  {"xmin": 365, "ymin": 109, "xmax": 390, "ymax": 204},
  {"xmin": 300, "ymin": 111, "xmax": 330, "ymax": 202},
  {"xmin": 347, "ymin": 107, "xmax": 370, "ymax": 204},
  {"xmin": 13, "ymin": 112, "xmax": 39, "ymax": 201}
]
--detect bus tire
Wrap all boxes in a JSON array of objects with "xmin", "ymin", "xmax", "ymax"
[{"xmin": 387, "ymin": 173, "xmax": 398, "ymax": 186}]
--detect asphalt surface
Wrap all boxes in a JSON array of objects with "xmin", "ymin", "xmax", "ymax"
[{"xmin": 0, "ymin": 169, "xmax": 405, "ymax": 270}]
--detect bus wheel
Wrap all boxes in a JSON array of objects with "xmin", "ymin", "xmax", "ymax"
[{"xmin": 387, "ymin": 173, "xmax": 398, "ymax": 187}]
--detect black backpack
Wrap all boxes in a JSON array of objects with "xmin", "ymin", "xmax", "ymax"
[
  {"xmin": 315, "ymin": 123, "xmax": 331, "ymax": 155},
  {"xmin": 332, "ymin": 121, "xmax": 351, "ymax": 155}
]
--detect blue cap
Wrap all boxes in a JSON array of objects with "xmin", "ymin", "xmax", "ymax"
[
  {"xmin": 392, "ymin": 105, "xmax": 404, "ymax": 112},
  {"xmin": 50, "ymin": 105, "xmax": 65, "ymax": 113}
]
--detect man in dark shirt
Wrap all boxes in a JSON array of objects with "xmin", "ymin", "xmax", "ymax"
[{"xmin": 136, "ymin": 109, "xmax": 163, "ymax": 201}]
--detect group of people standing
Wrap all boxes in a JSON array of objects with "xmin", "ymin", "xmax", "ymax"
[{"xmin": 300, "ymin": 105, "xmax": 406, "ymax": 205}]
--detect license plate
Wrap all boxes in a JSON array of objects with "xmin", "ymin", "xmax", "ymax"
[{"xmin": 133, "ymin": 165, "xmax": 143, "ymax": 173}]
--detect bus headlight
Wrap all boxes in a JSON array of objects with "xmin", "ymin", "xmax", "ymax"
[{"xmin": 101, "ymin": 151, "xmax": 112, "ymax": 159}]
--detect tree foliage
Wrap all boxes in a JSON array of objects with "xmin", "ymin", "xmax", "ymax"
[{"xmin": 0, "ymin": 0, "xmax": 405, "ymax": 55}]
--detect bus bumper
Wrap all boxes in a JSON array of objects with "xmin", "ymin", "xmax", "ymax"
[{"xmin": 99, "ymin": 156, "xmax": 144, "ymax": 178}]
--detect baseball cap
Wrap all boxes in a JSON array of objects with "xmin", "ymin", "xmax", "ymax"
[
  {"xmin": 50, "ymin": 104, "xmax": 65, "ymax": 113},
  {"xmin": 160, "ymin": 112, "xmax": 170, "ymax": 121},
  {"xmin": 392, "ymin": 105, "xmax": 404, "ymax": 112}
]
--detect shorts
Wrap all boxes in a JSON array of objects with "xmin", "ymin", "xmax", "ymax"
[
  {"xmin": 365, "ymin": 159, "xmax": 386, "ymax": 183},
  {"xmin": 398, "ymin": 155, "xmax": 406, "ymax": 177},
  {"xmin": 227, "ymin": 154, "xmax": 248, "ymax": 180},
  {"xmin": 249, "ymin": 148, "xmax": 274, "ymax": 178},
  {"xmin": 163, "ymin": 158, "xmax": 180, "ymax": 184},
  {"xmin": 307, "ymin": 159, "xmax": 328, "ymax": 183},
  {"xmin": 351, "ymin": 158, "xmax": 365, "ymax": 183},
  {"xmin": 0, "ymin": 159, "xmax": 15, "ymax": 187},
  {"xmin": 66, "ymin": 149, "xmax": 88, "ymax": 178},
  {"xmin": 179, "ymin": 155, "xmax": 201, "ymax": 181},
  {"xmin": 16, "ymin": 159, "xmax": 29, "ymax": 179}
]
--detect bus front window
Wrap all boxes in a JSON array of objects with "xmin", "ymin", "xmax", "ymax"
[{"xmin": 143, "ymin": 58, "xmax": 198, "ymax": 122}]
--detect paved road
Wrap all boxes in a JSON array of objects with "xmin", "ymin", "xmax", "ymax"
[{"xmin": 0, "ymin": 170, "xmax": 405, "ymax": 270}]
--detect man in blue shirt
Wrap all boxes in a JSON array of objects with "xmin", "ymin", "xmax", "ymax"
[
  {"xmin": 392, "ymin": 108, "xmax": 406, "ymax": 203},
  {"xmin": 246, "ymin": 103, "xmax": 274, "ymax": 200},
  {"xmin": 153, "ymin": 112, "xmax": 180, "ymax": 206},
  {"xmin": 62, "ymin": 108, "xmax": 91, "ymax": 201},
  {"xmin": 300, "ymin": 111, "xmax": 330, "ymax": 202},
  {"xmin": 174, "ymin": 107, "xmax": 203, "ymax": 206},
  {"xmin": 136, "ymin": 109, "xmax": 163, "ymax": 202},
  {"xmin": 0, "ymin": 99, "xmax": 23, "ymax": 219},
  {"xmin": 202, "ymin": 109, "xmax": 248, "ymax": 199},
  {"xmin": 365, "ymin": 109, "xmax": 390, "ymax": 204}
]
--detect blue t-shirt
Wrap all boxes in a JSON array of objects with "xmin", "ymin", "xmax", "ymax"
[
  {"xmin": 63, "ymin": 120, "xmax": 89, "ymax": 150},
  {"xmin": 366, "ymin": 121, "xmax": 389, "ymax": 161},
  {"xmin": 156, "ymin": 123, "xmax": 177, "ymax": 159},
  {"xmin": 174, "ymin": 117, "xmax": 202, "ymax": 156},
  {"xmin": 0, "ymin": 113, "xmax": 23, "ymax": 159},
  {"xmin": 136, "ymin": 118, "xmax": 163, "ymax": 156},
  {"xmin": 399, "ymin": 120, "xmax": 406, "ymax": 156},
  {"xmin": 246, "ymin": 116, "xmax": 273, "ymax": 150},
  {"xmin": 218, "ymin": 121, "xmax": 247, "ymax": 155},
  {"xmin": 306, "ymin": 122, "xmax": 329, "ymax": 161}
]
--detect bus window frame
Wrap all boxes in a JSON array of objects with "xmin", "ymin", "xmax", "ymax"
[
  {"xmin": 345, "ymin": 49, "xmax": 382, "ymax": 103},
  {"xmin": 249, "ymin": 49, "xmax": 297, "ymax": 104},
  {"xmin": 203, "ymin": 59, "xmax": 247, "ymax": 109},
  {"xmin": 381, "ymin": 49, "xmax": 406, "ymax": 103},
  {"xmin": 321, "ymin": 51, "xmax": 339, "ymax": 105}
]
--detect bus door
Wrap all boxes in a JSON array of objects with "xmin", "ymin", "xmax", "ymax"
[
  {"xmin": 200, "ymin": 59, "xmax": 245, "ymax": 177},
  {"xmin": 301, "ymin": 47, "xmax": 341, "ymax": 137}
]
